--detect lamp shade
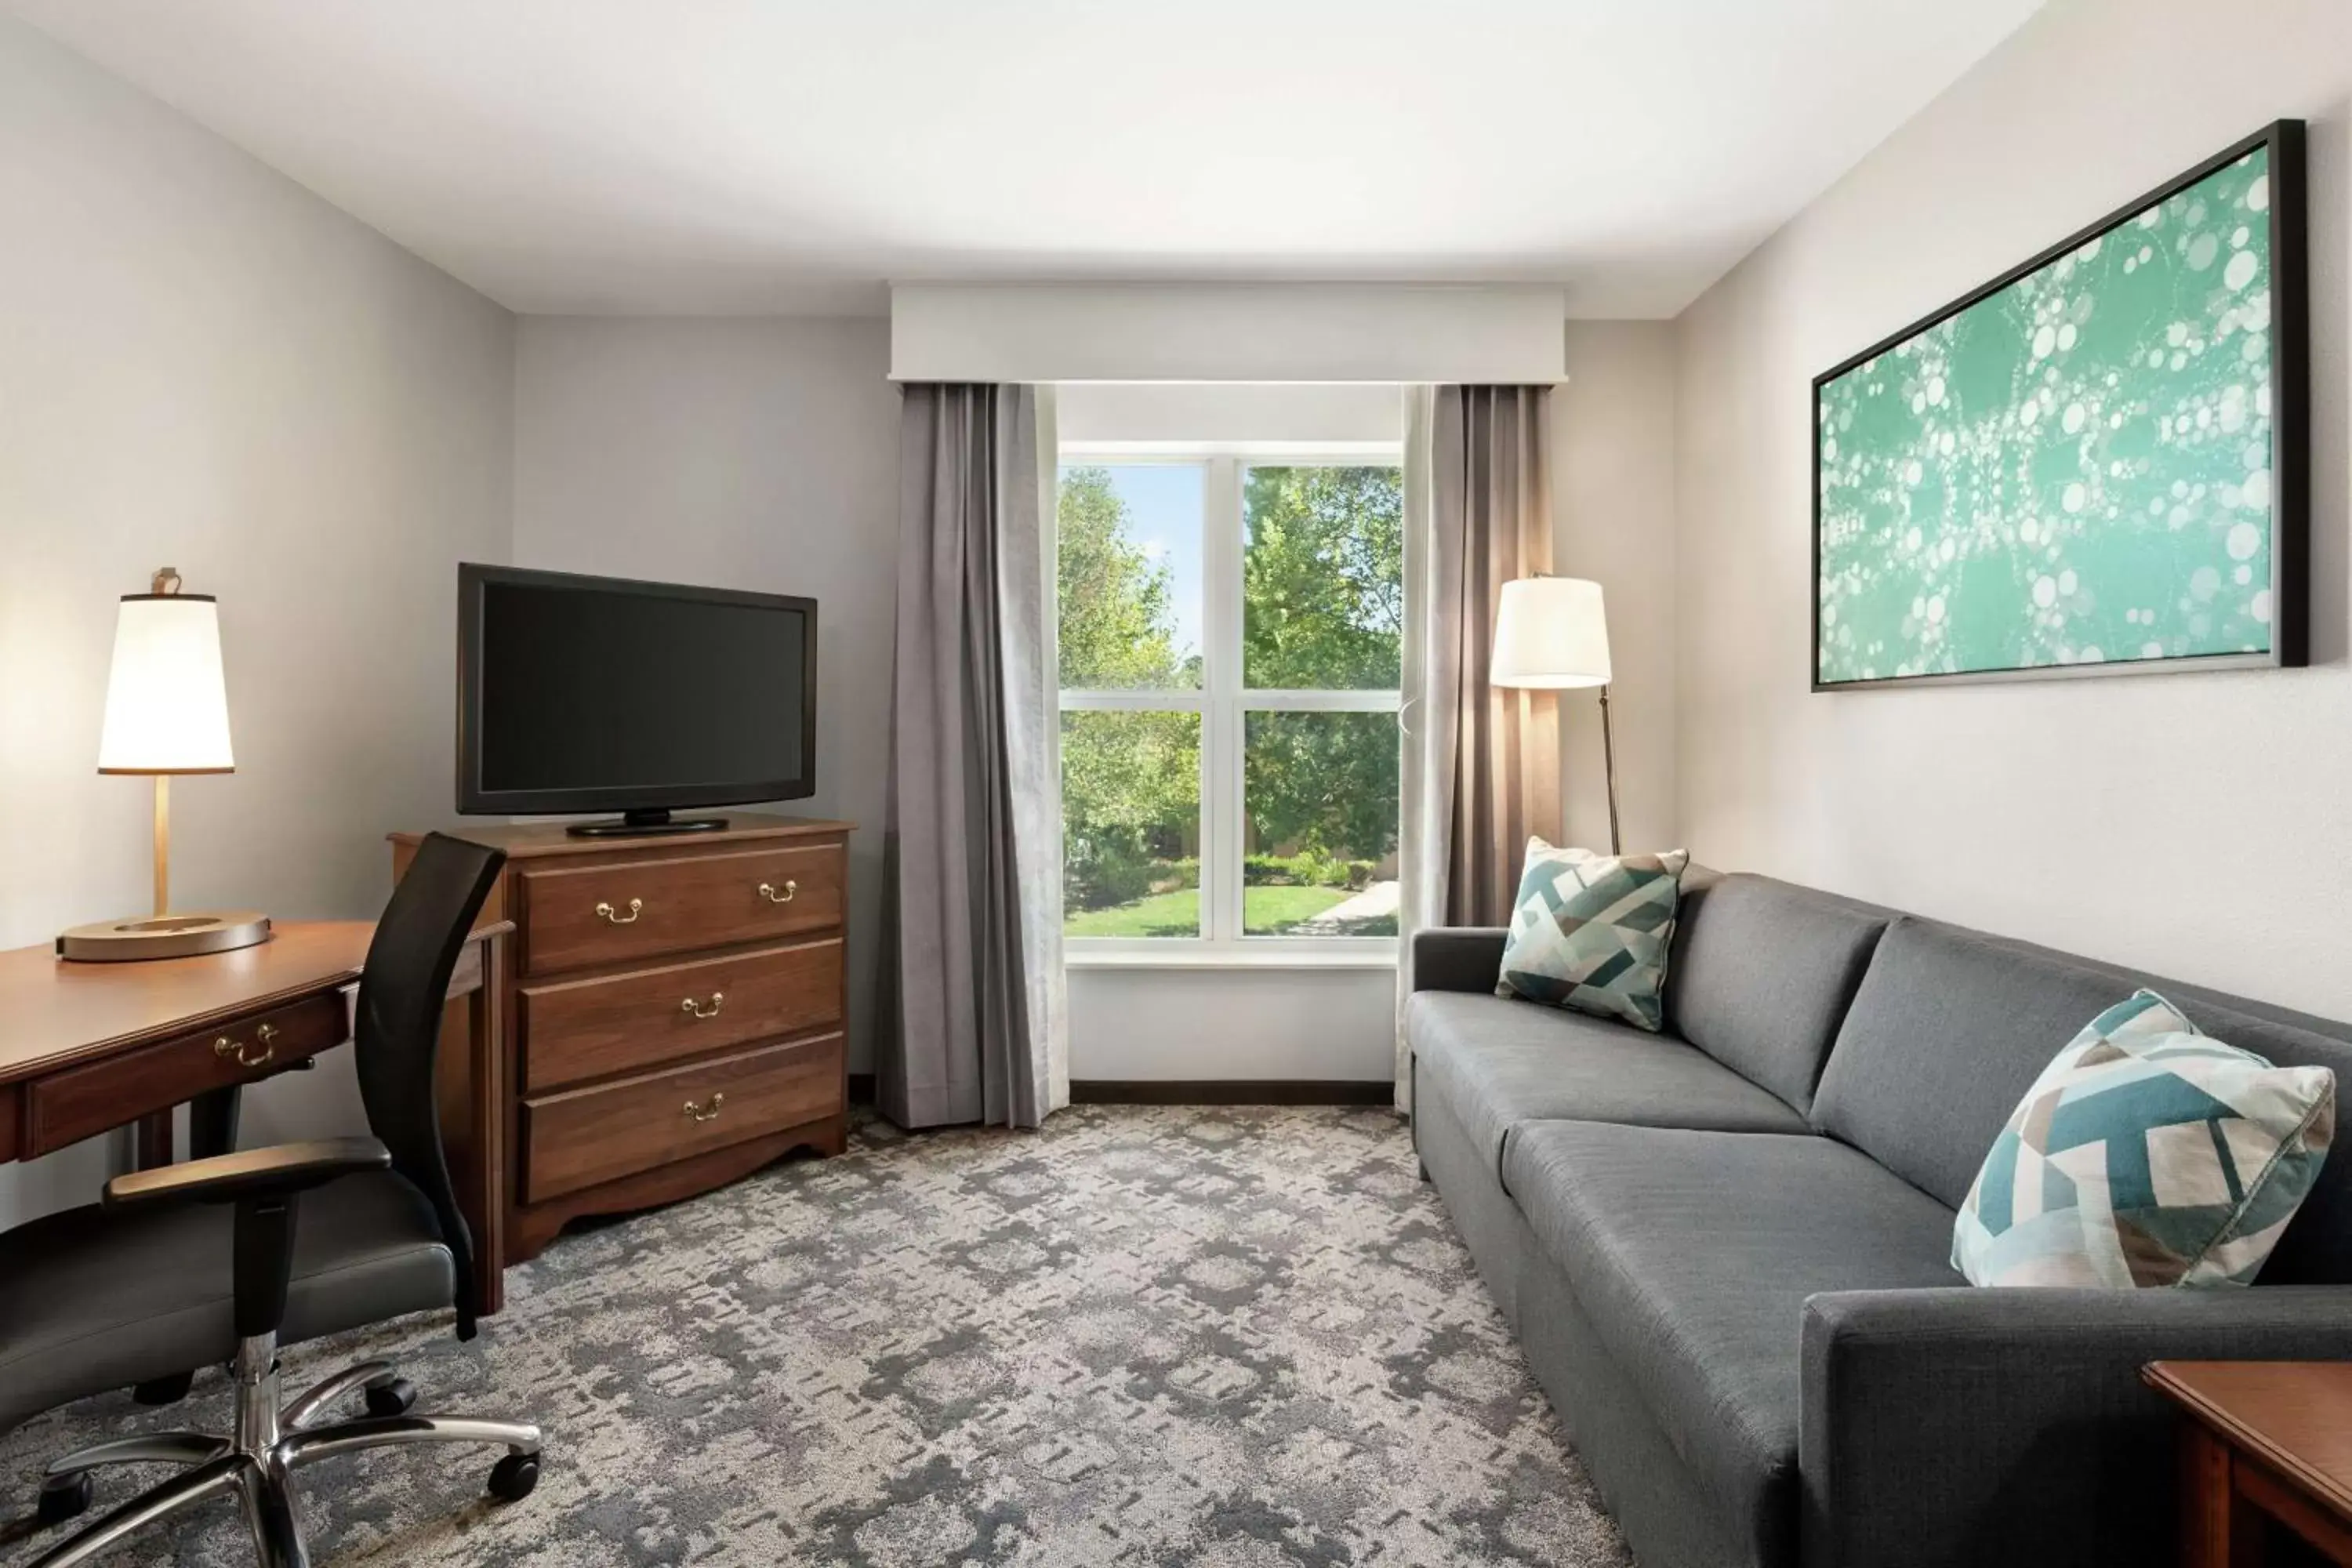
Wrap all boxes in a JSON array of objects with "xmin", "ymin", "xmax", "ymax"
[
  {"xmin": 96, "ymin": 590, "xmax": 234, "ymax": 773},
  {"xmin": 1490, "ymin": 575, "xmax": 1612, "ymax": 689}
]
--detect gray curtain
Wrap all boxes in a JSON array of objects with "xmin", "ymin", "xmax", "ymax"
[
  {"xmin": 1396, "ymin": 383, "xmax": 1560, "ymax": 1107},
  {"xmin": 880, "ymin": 383, "xmax": 1062, "ymax": 1129}
]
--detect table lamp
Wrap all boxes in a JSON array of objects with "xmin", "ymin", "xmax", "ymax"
[
  {"xmin": 1490, "ymin": 575, "xmax": 1621, "ymax": 855},
  {"xmin": 56, "ymin": 568, "xmax": 270, "ymax": 961}
]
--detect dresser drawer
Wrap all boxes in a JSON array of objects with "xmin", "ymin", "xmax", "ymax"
[
  {"xmin": 517, "ymin": 937, "xmax": 843, "ymax": 1093},
  {"xmin": 518, "ymin": 843, "xmax": 844, "ymax": 975},
  {"xmin": 24, "ymin": 990, "xmax": 349, "ymax": 1158},
  {"xmin": 520, "ymin": 1033, "xmax": 842, "ymax": 1202}
]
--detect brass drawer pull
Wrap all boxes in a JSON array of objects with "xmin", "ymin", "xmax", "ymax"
[
  {"xmin": 593, "ymin": 898, "xmax": 644, "ymax": 924},
  {"xmin": 683, "ymin": 1091, "xmax": 726, "ymax": 1123},
  {"xmin": 214, "ymin": 1022, "xmax": 278, "ymax": 1069},
  {"xmin": 757, "ymin": 880, "xmax": 797, "ymax": 905},
  {"xmin": 680, "ymin": 991, "xmax": 725, "ymax": 1021}
]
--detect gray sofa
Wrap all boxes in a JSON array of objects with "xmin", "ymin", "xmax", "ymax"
[{"xmin": 1407, "ymin": 867, "xmax": 2352, "ymax": 1568}]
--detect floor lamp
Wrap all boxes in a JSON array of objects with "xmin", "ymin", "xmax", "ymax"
[{"xmin": 1490, "ymin": 575, "xmax": 1621, "ymax": 855}]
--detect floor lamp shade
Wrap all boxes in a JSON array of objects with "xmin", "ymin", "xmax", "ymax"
[
  {"xmin": 1489, "ymin": 576, "xmax": 1611, "ymax": 690},
  {"xmin": 1487, "ymin": 575, "xmax": 1623, "ymax": 855},
  {"xmin": 97, "ymin": 590, "xmax": 236, "ymax": 774}
]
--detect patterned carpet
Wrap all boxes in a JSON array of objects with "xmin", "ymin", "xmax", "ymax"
[{"xmin": 0, "ymin": 1106, "xmax": 1629, "ymax": 1566}]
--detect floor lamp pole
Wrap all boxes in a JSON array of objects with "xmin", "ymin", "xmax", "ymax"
[{"xmin": 1597, "ymin": 685, "xmax": 1621, "ymax": 857}]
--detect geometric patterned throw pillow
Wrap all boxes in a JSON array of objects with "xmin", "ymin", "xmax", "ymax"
[
  {"xmin": 1952, "ymin": 990, "xmax": 2336, "ymax": 1289},
  {"xmin": 1495, "ymin": 840, "xmax": 1689, "ymax": 1033}
]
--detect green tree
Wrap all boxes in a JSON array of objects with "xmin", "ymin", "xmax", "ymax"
[
  {"xmin": 1239, "ymin": 467, "xmax": 1403, "ymax": 860},
  {"xmin": 1242, "ymin": 466, "xmax": 1403, "ymax": 689},
  {"xmin": 1055, "ymin": 467, "xmax": 1200, "ymax": 910},
  {"xmin": 1057, "ymin": 466, "xmax": 1187, "ymax": 689}
]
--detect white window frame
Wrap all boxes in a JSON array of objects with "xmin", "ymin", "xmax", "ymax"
[{"xmin": 1058, "ymin": 441, "xmax": 1404, "ymax": 967}]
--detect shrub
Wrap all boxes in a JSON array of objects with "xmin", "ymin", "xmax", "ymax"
[
  {"xmin": 1243, "ymin": 853, "xmax": 1292, "ymax": 886},
  {"xmin": 1243, "ymin": 850, "xmax": 1363, "ymax": 889},
  {"xmin": 1065, "ymin": 840, "xmax": 1157, "ymax": 909}
]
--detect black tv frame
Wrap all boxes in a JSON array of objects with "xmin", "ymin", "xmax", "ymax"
[{"xmin": 456, "ymin": 562, "xmax": 818, "ymax": 831}]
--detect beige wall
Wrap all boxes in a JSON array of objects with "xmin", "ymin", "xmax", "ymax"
[
  {"xmin": 510, "ymin": 316, "xmax": 901, "ymax": 1071},
  {"xmin": 1559, "ymin": 322, "xmax": 1679, "ymax": 855},
  {"xmin": 0, "ymin": 17, "xmax": 515, "ymax": 1221},
  {"xmin": 1673, "ymin": 0, "xmax": 2352, "ymax": 1014}
]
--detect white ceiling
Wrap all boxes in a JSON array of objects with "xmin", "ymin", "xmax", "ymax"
[{"xmin": 7, "ymin": 0, "xmax": 2046, "ymax": 318}]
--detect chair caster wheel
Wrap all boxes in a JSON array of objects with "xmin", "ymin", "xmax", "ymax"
[
  {"xmin": 36, "ymin": 1472, "xmax": 93, "ymax": 1528},
  {"xmin": 364, "ymin": 1377, "xmax": 418, "ymax": 1418},
  {"xmin": 487, "ymin": 1453, "xmax": 539, "ymax": 1503}
]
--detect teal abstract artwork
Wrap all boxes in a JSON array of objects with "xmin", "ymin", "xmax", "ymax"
[{"xmin": 1817, "ymin": 144, "xmax": 2285, "ymax": 686}]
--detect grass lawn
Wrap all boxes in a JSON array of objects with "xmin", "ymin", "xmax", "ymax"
[
  {"xmin": 1064, "ymin": 887, "xmax": 1203, "ymax": 938},
  {"xmin": 1243, "ymin": 885, "xmax": 1357, "ymax": 934},
  {"xmin": 1062, "ymin": 884, "xmax": 1357, "ymax": 938}
]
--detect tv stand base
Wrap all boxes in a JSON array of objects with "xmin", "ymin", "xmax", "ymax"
[{"xmin": 564, "ymin": 811, "xmax": 728, "ymax": 839}]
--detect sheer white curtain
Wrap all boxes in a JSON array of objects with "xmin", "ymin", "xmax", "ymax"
[
  {"xmin": 1397, "ymin": 387, "xmax": 1449, "ymax": 1109},
  {"xmin": 1001, "ymin": 387, "xmax": 1070, "ymax": 1116}
]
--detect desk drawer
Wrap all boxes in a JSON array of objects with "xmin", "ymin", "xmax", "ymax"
[
  {"xmin": 24, "ymin": 990, "xmax": 349, "ymax": 1158},
  {"xmin": 517, "ymin": 937, "xmax": 843, "ymax": 1094},
  {"xmin": 520, "ymin": 1033, "xmax": 842, "ymax": 1202},
  {"xmin": 518, "ymin": 844, "xmax": 845, "ymax": 975}
]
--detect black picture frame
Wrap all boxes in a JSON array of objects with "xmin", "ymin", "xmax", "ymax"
[
  {"xmin": 1811, "ymin": 119, "xmax": 2308, "ymax": 692},
  {"xmin": 454, "ymin": 561, "xmax": 820, "ymax": 817}
]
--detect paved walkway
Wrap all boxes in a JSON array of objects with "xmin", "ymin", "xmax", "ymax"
[{"xmin": 1287, "ymin": 878, "xmax": 1399, "ymax": 935}]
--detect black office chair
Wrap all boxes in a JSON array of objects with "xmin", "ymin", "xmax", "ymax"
[{"xmin": 0, "ymin": 833, "xmax": 543, "ymax": 1568}]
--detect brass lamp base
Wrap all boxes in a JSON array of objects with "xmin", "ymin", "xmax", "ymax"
[{"xmin": 57, "ymin": 911, "xmax": 270, "ymax": 963}]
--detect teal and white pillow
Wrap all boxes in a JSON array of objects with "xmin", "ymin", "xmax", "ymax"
[
  {"xmin": 1495, "ymin": 840, "xmax": 1688, "ymax": 1033},
  {"xmin": 1954, "ymin": 990, "xmax": 2336, "ymax": 1289}
]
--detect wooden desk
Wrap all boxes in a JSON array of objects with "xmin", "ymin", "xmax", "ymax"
[
  {"xmin": 2147, "ymin": 1359, "xmax": 2352, "ymax": 1566},
  {"xmin": 0, "ymin": 920, "xmax": 513, "ymax": 1318}
]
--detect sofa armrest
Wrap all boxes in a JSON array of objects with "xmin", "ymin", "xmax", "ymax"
[
  {"xmin": 1800, "ymin": 1285, "xmax": 2352, "ymax": 1568},
  {"xmin": 1410, "ymin": 927, "xmax": 1507, "ymax": 993}
]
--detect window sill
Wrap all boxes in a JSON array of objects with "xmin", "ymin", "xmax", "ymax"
[{"xmin": 1064, "ymin": 946, "xmax": 1397, "ymax": 972}]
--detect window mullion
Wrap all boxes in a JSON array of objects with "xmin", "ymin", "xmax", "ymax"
[{"xmin": 1205, "ymin": 456, "xmax": 1244, "ymax": 946}]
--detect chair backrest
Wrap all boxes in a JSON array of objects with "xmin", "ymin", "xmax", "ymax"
[{"xmin": 353, "ymin": 832, "xmax": 506, "ymax": 1336}]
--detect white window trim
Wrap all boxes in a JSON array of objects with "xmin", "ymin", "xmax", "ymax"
[{"xmin": 1058, "ymin": 445, "xmax": 1404, "ymax": 964}]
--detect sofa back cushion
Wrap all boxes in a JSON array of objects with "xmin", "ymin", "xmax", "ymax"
[
  {"xmin": 1813, "ymin": 916, "xmax": 2352, "ymax": 1283},
  {"xmin": 1663, "ymin": 871, "xmax": 1891, "ymax": 1113}
]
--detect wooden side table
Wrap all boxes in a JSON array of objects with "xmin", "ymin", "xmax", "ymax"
[{"xmin": 2146, "ymin": 1360, "xmax": 2352, "ymax": 1566}]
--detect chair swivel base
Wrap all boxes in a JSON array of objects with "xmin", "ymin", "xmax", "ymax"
[{"xmin": 27, "ymin": 1333, "xmax": 540, "ymax": 1568}]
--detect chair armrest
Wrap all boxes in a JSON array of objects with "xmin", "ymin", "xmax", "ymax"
[
  {"xmin": 1799, "ymin": 1284, "xmax": 2352, "ymax": 1568},
  {"xmin": 104, "ymin": 1137, "xmax": 391, "ymax": 1210},
  {"xmin": 1410, "ymin": 927, "xmax": 1507, "ymax": 993}
]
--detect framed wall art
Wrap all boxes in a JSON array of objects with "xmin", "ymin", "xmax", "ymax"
[{"xmin": 1813, "ymin": 120, "xmax": 2307, "ymax": 690}]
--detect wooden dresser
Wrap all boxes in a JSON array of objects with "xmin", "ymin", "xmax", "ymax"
[{"xmin": 390, "ymin": 813, "xmax": 853, "ymax": 1262}]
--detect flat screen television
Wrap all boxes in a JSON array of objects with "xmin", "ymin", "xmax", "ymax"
[{"xmin": 456, "ymin": 564, "xmax": 817, "ymax": 837}]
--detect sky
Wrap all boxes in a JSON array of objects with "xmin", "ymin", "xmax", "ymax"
[{"xmin": 1066, "ymin": 462, "xmax": 1206, "ymax": 665}]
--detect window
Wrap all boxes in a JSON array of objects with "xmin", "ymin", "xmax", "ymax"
[{"xmin": 1057, "ymin": 450, "xmax": 1402, "ymax": 954}]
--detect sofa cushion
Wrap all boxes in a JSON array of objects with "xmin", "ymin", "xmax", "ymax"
[
  {"xmin": 1952, "ymin": 989, "xmax": 2337, "ymax": 1288},
  {"xmin": 1663, "ymin": 872, "xmax": 1891, "ymax": 1113},
  {"xmin": 1497, "ymin": 841, "xmax": 1689, "ymax": 1032},
  {"xmin": 1503, "ymin": 1122, "xmax": 1962, "ymax": 1554},
  {"xmin": 1813, "ymin": 918, "xmax": 2352, "ymax": 1286},
  {"xmin": 1408, "ymin": 992, "xmax": 1808, "ymax": 1184}
]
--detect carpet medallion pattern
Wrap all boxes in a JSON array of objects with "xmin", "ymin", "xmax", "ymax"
[{"xmin": 0, "ymin": 1106, "xmax": 1629, "ymax": 1566}]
